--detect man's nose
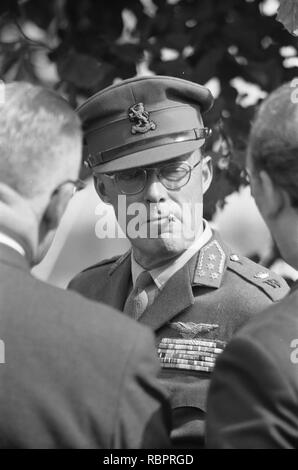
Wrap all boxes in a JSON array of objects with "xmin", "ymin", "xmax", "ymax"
[{"xmin": 143, "ymin": 170, "xmax": 167, "ymax": 203}]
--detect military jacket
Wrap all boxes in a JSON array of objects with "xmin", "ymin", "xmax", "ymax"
[{"xmin": 69, "ymin": 232, "xmax": 289, "ymax": 448}]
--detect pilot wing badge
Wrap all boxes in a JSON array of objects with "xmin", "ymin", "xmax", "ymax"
[{"xmin": 170, "ymin": 321, "xmax": 219, "ymax": 339}]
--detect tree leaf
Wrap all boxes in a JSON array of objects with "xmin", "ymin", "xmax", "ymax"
[
  {"xmin": 277, "ymin": 0, "xmax": 298, "ymax": 36},
  {"xmin": 57, "ymin": 50, "xmax": 102, "ymax": 88}
]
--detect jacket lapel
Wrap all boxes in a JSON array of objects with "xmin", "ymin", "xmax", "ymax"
[
  {"xmin": 139, "ymin": 259, "xmax": 195, "ymax": 332},
  {"xmin": 137, "ymin": 231, "xmax": 228, "ymax": 333}
]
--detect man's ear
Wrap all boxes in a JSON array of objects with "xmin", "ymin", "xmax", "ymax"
[
  {"xmin": 39, "ymin": 190, "xmax": 70, "ymax": 240},
  {"xmin": 258, "ymin": 170, "xmax": 285, "ymax": 218},
  {"xmin": 93, "ymin": 175, "xmax": 112, "ymax": 204},
  {"xmin": 201, "ymin": 155, "xmax": 213, "ymax": 195},
  {"xmin": 0, "ymin": 183, "xmax": 38, "ymax": 263}
]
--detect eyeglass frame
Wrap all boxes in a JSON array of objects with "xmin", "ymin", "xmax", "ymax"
[
  {"xmin": 51, "ymin": 179, "xmax": 86, "ymax": 198},
  {"xmin": 99, "ymin": 159, "xmax": 202, "ymax": 195}
]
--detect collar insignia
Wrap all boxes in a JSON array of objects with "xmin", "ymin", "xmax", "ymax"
[{"xmin": 193, "ymin": 240, "xmax": 226, "ymax": 288}]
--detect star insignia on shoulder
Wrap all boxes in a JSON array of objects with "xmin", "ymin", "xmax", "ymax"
[{"xmin": 210, "ymin": 272, "xmax": 219, "ymax": 280}]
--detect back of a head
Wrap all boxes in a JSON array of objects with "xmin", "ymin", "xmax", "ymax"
[
  {"xmin": 248, "ymin": 82, "xmax": 298, "ymax": 208},
  {"xmin": 0, "ymin": 82, "xmax": 82, "ymax": 201}
]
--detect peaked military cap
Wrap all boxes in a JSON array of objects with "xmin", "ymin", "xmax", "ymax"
[{"xmin": 78, "ymin": 75, "xmax": 214, "ymax": 173}]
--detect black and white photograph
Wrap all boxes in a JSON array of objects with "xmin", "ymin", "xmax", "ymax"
[{"xmin": 0, "ymin": 0, "xmax": 298, "ymax": 454}]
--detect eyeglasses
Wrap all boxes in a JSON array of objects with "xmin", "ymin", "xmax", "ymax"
[
  {"xmin": 103, "ymin": 160, "xmax": 202, "ymax": 195},
  {"xmin": 51, "ymin": 179, "xmax": 86, "ymax": 197}
]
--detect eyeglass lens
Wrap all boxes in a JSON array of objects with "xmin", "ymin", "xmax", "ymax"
[{"xmin": 115, "ymin": 163, "xmax": 192, "ymax": 194}]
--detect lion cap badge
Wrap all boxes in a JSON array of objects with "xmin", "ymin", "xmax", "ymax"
[{"xmin": 128, "ymin": 102, "xmax": 157, "ymax": 135}]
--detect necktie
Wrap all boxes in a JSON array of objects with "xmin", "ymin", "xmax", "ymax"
[{"xmin": 123, "ymin": 271, "xmax": 157, "ymax": 320}]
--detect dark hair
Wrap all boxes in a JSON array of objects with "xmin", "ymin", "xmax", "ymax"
[{"xmin": 248, "ymin": 82, "xmax": 298, "ymax": 208}]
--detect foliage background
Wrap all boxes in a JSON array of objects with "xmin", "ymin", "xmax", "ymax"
[
  {"xmin": 2, "ymin": 0, "xmax": 298, "ymax": 215},
  {"xmin": 1, "ymin": 0, "xmax": 298, "ymax": 282}
]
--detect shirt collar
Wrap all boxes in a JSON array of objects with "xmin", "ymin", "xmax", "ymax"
[
  {"xmin": 131, "ymin": 220, "xmax": 213, "ymax": 290},
  {"xmin": 0, "ymin": 232, "xmax": 26, "ymax": 258}
]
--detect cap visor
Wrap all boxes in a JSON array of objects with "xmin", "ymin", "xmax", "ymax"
[{"xmin": 92, "ymin": 139, "xmax": 205, "ymax": 174}]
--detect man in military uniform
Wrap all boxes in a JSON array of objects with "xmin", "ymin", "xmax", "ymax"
[{"xmin": 69, "ymin": 75, "xmax": 289, "ymax": 448}]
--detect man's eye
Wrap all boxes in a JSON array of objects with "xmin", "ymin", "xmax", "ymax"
[
  {"xmin": 119, "ymin": 170, "xmax": 141, "ymax": 181},
  {"xmin": 162, "ymin": 165, "xmax": 187, "ymax": 180}
]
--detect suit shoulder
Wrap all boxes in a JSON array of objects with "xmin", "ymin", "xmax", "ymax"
[{"xmin": 227, "ymin": 254, "xmax": 289, "ymax": 302}]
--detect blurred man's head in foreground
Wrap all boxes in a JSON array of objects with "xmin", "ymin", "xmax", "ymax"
[
  {"xmin": 247, "ymin": 82, "xmax": 298, "ymax": 268},
  {"xmin": 0, "ymin": 81, "xmax": 83, "ymax": 265}
]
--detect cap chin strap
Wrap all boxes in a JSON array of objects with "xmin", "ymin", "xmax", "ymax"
[{"xmin": 85, "ymin": 127, "xmax": 212, "ymax": 169}]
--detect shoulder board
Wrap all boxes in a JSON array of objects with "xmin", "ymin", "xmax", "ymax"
[
  {"xmin": 109, "ymin": 250, "xmax": 131, "ymax": 275},
  {"xmin": 193, "ymin": 239, "xmax": 227, "ymax": 288},
  {"xmin": 227, "ymin": 253, "xmax": 290, "ymax": 302}
]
